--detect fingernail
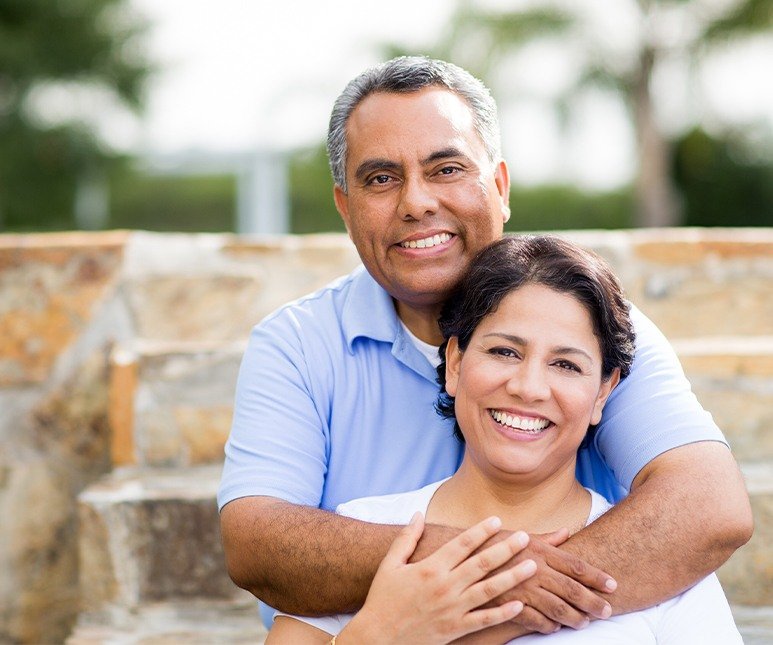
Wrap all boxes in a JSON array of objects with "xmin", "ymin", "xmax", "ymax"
[
  {"xmin": 578, "ymin": 618, "xmax": 590, "ymax": 630},
  {"xmin": 521, "ymin": 559, "xmax": 537, "ymax": 575},
  {"xmin": 600, "ymin": 604, "xmax": 612, "ymax": 619},
  {"xmin": 514, "ymin": 530, "xmax": 529, "ymax": 548},
  {"xmin": 510, "ymin": 601, "xmax": 524, "ymax": 615},
  {"xmin": 605, "ymin": 578, "xmax": 617, "ymax": 591},
  {"xmin": 487, "ymin": 516, "xmax": 502, "ymax": 530},
  {"xmin": 409, "ymin": 511, "xmax": 422, "ymax": 525}
]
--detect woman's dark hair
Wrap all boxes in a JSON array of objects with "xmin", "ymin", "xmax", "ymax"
[{"xmin": 436, "ymin": 234, "xmax": 636, "ymax": 442}]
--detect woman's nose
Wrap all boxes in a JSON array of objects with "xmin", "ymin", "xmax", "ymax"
[{"xmin": 505, "ymin": 363, "xmax": 550, "ymax": 402}]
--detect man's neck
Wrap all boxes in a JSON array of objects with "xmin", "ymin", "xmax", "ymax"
[{"xmin": 395, "ymin": 300, "xmax": 444, "ymax": 346}]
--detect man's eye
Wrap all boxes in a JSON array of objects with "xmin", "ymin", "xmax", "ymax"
[
  {"xmin": 369, "ymin": 174, "xmax": 392, "ymax": 185},
  {"xmin": 438, "ymin": 166, "xmax": 460, "ymax": 176}
]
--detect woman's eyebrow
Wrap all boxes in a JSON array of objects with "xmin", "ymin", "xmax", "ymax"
[{"xmin": 482, "ymin": 333, "xmax": 593, "ymax": 361}]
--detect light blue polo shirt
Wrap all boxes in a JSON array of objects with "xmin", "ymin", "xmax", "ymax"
[{"xmin": 218, "ymin": 265, "xmax": 726, "ymax": 513}]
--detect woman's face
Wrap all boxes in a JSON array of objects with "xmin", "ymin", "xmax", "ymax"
[{"xmin": 444, "ymin": 283, "xmax": 620, "ymax": 485}]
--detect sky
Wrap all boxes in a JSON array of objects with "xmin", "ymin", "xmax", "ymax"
[{"xmin": 99, "ymin": 0, "xmax": 773, "ymax": 191}]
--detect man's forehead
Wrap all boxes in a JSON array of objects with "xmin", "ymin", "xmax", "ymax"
[
  {"xmin": 344, "ymin": 87, "xmax": 480, "ymax": 157},
  {"xmin": 348, "ymin": 87, "xmax": 475, "ymax": 132}
]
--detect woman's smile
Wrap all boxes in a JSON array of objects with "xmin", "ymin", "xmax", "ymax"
[{"xmin": 445, "ymin": 283, "xmax": 618, "ymax": 484}]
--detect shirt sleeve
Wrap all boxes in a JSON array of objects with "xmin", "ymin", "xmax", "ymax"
[
  {"xmin": 217, "ymin": 308, "xmax": 331, "ymax": 511},
  {"xmin": 594, "ymin": 304, "xmax": 727, "ymax": 490}
]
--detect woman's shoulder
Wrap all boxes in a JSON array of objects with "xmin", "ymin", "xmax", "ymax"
[{"xmin": 336, "ymin": 479, "xmax": 448, "ymax": 525}]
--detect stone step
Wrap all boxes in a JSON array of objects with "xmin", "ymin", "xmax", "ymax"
[
  {"xmin": 66, "ymin": 598, "xmax": 267, "ymax": 644},
  {"xmin": 72, "ymin": 463, "xmax": 771, "ymax": 645},
  {"xmin": 77, "ymin": 466, "xmax": 238, "ymax": 612},
  {"xmin": 732, "ymin": 605, "xmax": 773, "ymax": 645},
  {"xmin": 566, "ymin": 228, "xmax": 773, "ymax": 340},
  {"xmin": 108, "ymin": 342, "xmax": 243, "ymax": 468},
  {"xmin": 717, "ymin": 461, "xmax": 773, "ymax": 606},
  {"xmin": 674, "ymin": 337, "xmax": 773, "ymax": 462},
  {"xmin": 107, "ymin": 335, "xmax": 773, "ymax": 469},
  {"xmin": 65, "ymin": 603, "xmax": 773, "ymax": 644}
]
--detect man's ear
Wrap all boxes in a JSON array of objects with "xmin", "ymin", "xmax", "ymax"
[
  {"xmin": 494, "ymin": 160, "xmax": 511, "ymax": 224},
  {"xmin": 333, "ymin": 185, "xmax": 352, "ymax": 236},
  {"xmin": 591, "ymin": 368, "xmax": 621, "ymax": 426},
  {"xmin": 444, "ymin": 336, "xmax": 462, "ymax": 397}
]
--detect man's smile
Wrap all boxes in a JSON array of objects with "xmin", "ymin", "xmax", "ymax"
[{"xmin": 398, "ymin": 232, "xmax": 454, "ymax": 250}]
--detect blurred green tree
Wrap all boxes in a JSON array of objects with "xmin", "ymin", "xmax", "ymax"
[
  {"xmin": 389, "ymin": 0, "xmax": 772, "ymax": 228},
  {"xmin": 0, "ymin": 0, "xmax": 150, "ymax": 231},
  {"xmin": 673, "ymin": 127, "xmax": 773, "ymax": 226}
]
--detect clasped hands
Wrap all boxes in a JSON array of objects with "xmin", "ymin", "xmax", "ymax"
[{"xmin": 337, "ymin": 513, "xmax": 615, "ymax": 645}]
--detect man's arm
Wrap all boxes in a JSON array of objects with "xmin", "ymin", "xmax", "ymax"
[
  {"xmin": 220, "ymin": 496, "xmax": 614, "ymax": 631},
  {"xmin": 221, "ymin": 496, "xmax": 401, "ymax": 614},
  {"xmin": 560, "ymin": 440, "xmax": 752, "ymax": 613}
]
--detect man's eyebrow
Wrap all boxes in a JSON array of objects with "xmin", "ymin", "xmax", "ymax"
[
  {"xmin": 422, "ymin": 147, "xmax": 470, "ymax": 165},
  {"xmin": 353, "ymin": 159, "xmax": 402, "ymax": 183}
]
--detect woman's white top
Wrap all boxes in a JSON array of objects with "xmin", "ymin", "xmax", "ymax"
[{"xmin": 277, "ymin": 480, "xmax": 742, "ymax": 644}]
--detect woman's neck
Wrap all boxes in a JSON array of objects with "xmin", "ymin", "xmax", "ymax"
[{"xmin": 427, "ymin": 455, "xmax": 591, "ymax": 535}]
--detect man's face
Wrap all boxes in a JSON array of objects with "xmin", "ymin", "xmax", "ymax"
[{"xmin": 334, "ymin": 87, "xmax": 510, "ymax": 313}]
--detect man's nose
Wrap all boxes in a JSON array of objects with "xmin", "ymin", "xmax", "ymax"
[
  {"xmin": 505, "ymin": 362, "xmax": 550, "ymax": 402},
  {"xmin": 398, "ymin": 176, "xmax": 439, "ymax": 221}
]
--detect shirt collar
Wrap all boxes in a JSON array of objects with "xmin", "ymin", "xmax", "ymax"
[
  {"xmin": 342, "ymin": 265, "xmax": 399, "ymax": 349},
  {"xmin": 341, "ymin": 266, "xmax": 438, "ymax": 384}
]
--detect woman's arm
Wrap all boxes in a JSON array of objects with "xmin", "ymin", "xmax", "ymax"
[{"xmin": 264, "ymin": 513, "xmax": 538, "ymax": 645}]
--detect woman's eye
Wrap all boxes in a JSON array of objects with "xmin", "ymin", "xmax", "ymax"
[
  {"xmin": 554, "ymin": 360, "xmax": 581, "ymax": 373},
  {"xmin": 490, "ymin": 347, "xmax": 518, "ymax": 358}
]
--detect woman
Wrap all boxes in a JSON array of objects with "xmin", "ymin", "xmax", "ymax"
[{"xmin": 266, "ymin": 235, "xmax": 741, "ymax": 644}]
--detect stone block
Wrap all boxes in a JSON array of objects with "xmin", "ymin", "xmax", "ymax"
[
  {"xmin": 109, "ymin": 347, "xmax": 138, "ymax": 466},
  {"xmin": 124, "ymin": 233, "xmax": 360, "ymax": 344},
  {"xmin": 0, "ymin": 232, "xmax": 126, "ymax": 386},
  {"xmin": 718, "ymin": 463, "xmax": 773, "ymax": 606},
  {"xmin": 675, "ymin": 338, "xmax": 773, "ymax": 462},
  {"xmin": 67, "ymin": 597, "xmax": 266, "ymax": 645},
  {"xmin": 131, "ymin": 343, "xmax": 242, "ymax": 467},
  {"xmin": 78, "ymin": 467, "xmax": 239, "ymax": 612},
  {"xmin": 626, "ymin": 232, "xmax": 773, "ymax": 339}
]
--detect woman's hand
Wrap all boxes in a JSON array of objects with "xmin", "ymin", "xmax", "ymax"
[{"xmin": 336, "ymin": 512, "xmax": 537, "ymax": 645}]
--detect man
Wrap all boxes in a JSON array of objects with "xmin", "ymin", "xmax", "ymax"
[{"xmin": 218, "ymin": 57, "xmax": 752, "ymax": 638}]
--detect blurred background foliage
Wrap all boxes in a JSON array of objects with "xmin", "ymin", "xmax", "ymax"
[
  {"xmin": 0, "ymin": 0, "xmax": 771, "ymax": 234},
  {"xmin": 0, "ymin": 0, "xmax": 150, "ymax": 231}
]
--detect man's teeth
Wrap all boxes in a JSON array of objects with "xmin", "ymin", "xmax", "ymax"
[
  {"xmin": 490, "ymin": 410, "xmax": 550, "ymax": 433},
  {"xmin": 400, "ymin": 233, "xmax": 451, "ymax": 249}
]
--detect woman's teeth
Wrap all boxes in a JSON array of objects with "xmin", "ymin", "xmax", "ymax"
[{"xmin": 490, "ymin": 410, "xmax": 550, "ymax": 433}]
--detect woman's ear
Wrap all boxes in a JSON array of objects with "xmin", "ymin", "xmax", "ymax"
[
  {"xmin": 444, "ymin": 337, "xmax": 462, "ymax": 397},
  {"xmin": 591, "ymin": 368, "xmax": 621, "ymax": 426}
]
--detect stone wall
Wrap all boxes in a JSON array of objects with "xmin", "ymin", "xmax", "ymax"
[{"xmin": 0, "ymin": 229, "xmax": 771, "ymax": 643}]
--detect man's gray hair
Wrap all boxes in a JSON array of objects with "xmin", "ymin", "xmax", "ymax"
[{"xmin": 327, "ymin": 56, "xmax": 502, "ymax": 192}]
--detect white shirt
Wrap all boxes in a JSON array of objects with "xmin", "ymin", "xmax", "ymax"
[{"xmin": 280, "ymin": 480, "xmax": 742, "ymax": 644}]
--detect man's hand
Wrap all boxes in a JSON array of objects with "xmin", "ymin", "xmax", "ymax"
[
  {"xmin": 407, "ymin": 523, "xmax": 614, "ymax": 635},
  {"xmin": 495, "ymin": 529, "xmax": 615, "ymax": 634}
]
